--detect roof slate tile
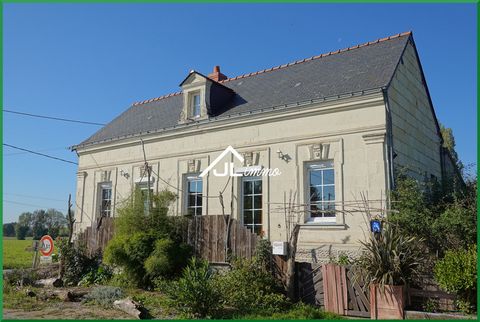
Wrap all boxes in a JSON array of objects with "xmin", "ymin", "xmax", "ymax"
[{"xmin": 77, "ymin": 32, "xmax": 411, "ymax": 148}]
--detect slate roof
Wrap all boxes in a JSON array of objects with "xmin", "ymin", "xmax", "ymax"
[{"xmin": 74, "ymin": 32, "xmax": 411, "ymax": 149}]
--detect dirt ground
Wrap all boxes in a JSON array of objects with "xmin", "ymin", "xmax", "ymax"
[{"xmin": 3, "ymin": 301, "xmax": 132, "ymax": 320}]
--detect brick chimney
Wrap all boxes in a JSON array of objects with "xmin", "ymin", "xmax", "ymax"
[{"xmin": 208, "ymin": 65, "xmax": 227, "ymax": 82}]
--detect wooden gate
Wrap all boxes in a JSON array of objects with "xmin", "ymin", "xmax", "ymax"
[
  {"xmin": 344, "ymin": 266, "xmax": 370, "ymax": 317},
  {"xmin": 296, "ymin": 263, "xmax": 370, "ymax": 318}
]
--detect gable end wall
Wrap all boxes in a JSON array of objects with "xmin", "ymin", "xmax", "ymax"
[{"xmin": 387, "ymin": 42, "xmax": 442, "ymax": 181}]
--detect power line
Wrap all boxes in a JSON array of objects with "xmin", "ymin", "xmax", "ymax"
[
  {"xmin": 4, "ymin": 146, "xmax": 69, "ymax": 156},
  {"xmin": 3, "ymin": 200, "xmax": 67, "ymax": 212},
  {"xmin": 4, "ymin": 193, "xmax": 66, "ymax": 203},
  {"xmin": 3, "ymin": 143, "xmax": 78, "ymax": 165},
  {"xmin": 4, "ymin": 109, "xmax": 105, "ymax": 126}
]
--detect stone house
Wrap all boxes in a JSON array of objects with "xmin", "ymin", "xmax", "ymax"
[{"xmin": 71, "ymin": 31, "xmax": 454, "ymax": 262}]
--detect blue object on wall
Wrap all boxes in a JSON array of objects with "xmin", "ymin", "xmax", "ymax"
[{"xmin": 370, "ymin": 219, "xmax": 382, "ymax": 233}]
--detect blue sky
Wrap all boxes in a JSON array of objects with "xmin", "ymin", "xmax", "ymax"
[{"xmin": 3, "ymin": 3, "xmax": 477, "ymax": 223}]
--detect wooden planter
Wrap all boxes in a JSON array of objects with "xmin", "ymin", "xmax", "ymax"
[{"xmin": 370, "ymin": 284, "xmax": 405, "ymax": 320}]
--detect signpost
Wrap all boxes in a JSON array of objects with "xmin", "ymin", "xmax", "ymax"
[{"xmin": 28, "ymin": 240, "xmax": 40, "ymax": 268}]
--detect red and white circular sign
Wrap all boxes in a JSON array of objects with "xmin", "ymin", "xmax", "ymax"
[{"xmin": 39, "ymin": 235, "xmax": 54, "ymax": 256}]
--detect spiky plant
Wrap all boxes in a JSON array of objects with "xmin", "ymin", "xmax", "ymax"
[{"xmin": 355, "ymin": 221, "xmax": 425, "ymax": 288}]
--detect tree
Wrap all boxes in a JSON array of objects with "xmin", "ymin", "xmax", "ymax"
[
  {"xmin": 32, "ymin": 209, "xmax": 48, "ymax": 240},
  {"xmin": 17, "ymin": 212, "xmax": 34, "ymax": 237},
  {"xmin": 440, "ymin": 124, "xmax": 464, "ymax": 173},
  {"xmin": 16, "ymin": 209, "xmax": 67, "ymax": 240},
  {"xmin": 15, "ymin": 224, "xmax": 29, "ymax": 240},
  {"xmin": 44, "ymin": 208, "xmax": 68, "ymax": 239},
  {"xmin": 3, "ymin": 223, "xmax": 16, "ymax": 237}
]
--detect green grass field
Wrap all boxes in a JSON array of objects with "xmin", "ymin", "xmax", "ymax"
[{"xmin": 3, "ymin": 238, "xmax": 35, "ymax": 269}]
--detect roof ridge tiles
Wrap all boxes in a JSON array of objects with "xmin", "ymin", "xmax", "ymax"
[{"xmin": 131, "ymin": 31, "xmax": 411, "ymax": 107}]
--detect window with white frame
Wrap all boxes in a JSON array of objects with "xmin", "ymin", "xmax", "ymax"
[
  {"xmin": 191, "ymin": 93, "xmax": 201, "ymax": 118},
  {"xmin": 99, "ymin": 183, "xmax": 112, "ymax": 218},
  {"xmin": 185, "ymin": 175, "xmax": 202, "ymax": 216},
  {"xmin": 307, "ymin": 161, "xmax": 335, "ymax": 222},
  {"xmin": 242, "ymin": 176, "xmax": 262, "ymax": 234}
]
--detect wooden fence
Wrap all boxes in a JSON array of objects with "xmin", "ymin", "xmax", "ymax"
[
  {"xmin": 186, "ymin": 215, "xmax": 260, "ymax": 262},
  {"xmin": 75, "ymin": 216, "xmax": 115, "ymax": 255},
  {"xmin": 76, "ymin": 215, "xmax": 259, "ymax": 263}
]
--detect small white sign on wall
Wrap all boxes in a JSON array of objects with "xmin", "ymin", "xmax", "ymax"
[{"xmin": 272, "ymin": 241, "xmax": 287, "ymax": 256}]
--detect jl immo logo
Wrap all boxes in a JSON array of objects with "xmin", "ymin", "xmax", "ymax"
[{"xmin": 199, "ymin": 146, "xmax": 282, "ymax": 177}]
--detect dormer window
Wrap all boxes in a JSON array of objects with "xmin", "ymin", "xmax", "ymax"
[
  {"xmin": 192, "ymin": 93, "xmax": 201, "ymax": 118},
  {"xmin": 179, "ymin": 67, "xmax": 233, "ymax": 123}
]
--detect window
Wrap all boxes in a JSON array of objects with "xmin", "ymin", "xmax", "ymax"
[
  {"xmin": 136, "ymin": 182, "xmax": 154, "ymax": 212},
  {"xmin": 185, "ymin": 175, "xmax": 202, "ymax": 216},
  {"xmin": 242, "ymin": 177, "xmax": 262, "ymax": 234},
  {"xmin": 99, "ymin": 183, "xmax": 112, "ymax": 217},
  {"xmin": 307, "ymin": 161, "xmax": 335, "ymax": 222},
  {"xmin": 191, "ymin": 94, "xmax": 201, "ymax": 118}
]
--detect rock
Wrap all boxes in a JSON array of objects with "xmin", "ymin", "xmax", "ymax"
[
  {"xmin": 34, "ymin": 278, "xmax": 63, "ymax": 288},
  {"xmin": 113, "ymin": 298, "xmax": 148, "ymax": 319},
  {"xmin": 38, "ymin": 289, "xmax": 88, "ymax": 302}
]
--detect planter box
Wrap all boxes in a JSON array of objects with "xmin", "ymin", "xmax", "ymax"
[{"xmin": 370, "ymin": 284, "xmax": 405, "ymax": 319}]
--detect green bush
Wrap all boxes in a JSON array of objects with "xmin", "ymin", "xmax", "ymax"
[
  {"xmin": 57, "ymin": 238, "xmax": 99, "ymax": 286},
  {"xmin": 164, "ymin": 257, "xmax": 221, "ymax": 318},
  {"xmin": 144, "ymin": 238, "xmax": 191, "ymax": 279},
  {"xmin": 390, "ymin": 175, "xmax": 477, "ymax": 256},
  {"xmin": 85, "ymin": 286, "xmax": 124, "ymax": 308},
  {"xmin": 434, "ymin": 245, "xmax": 477, "ymax": 313},
  {"xmin": 108, "ymin": 272, "xmax": 138, "ymax": 289},
  {"xmin": 79, "ymin": 264, "xmax": 113, "ymax": 286},
  {"xmin": 103, "ymin": 189, "xmax": 192, "ymax": 288},
  {"xmin": 216, "ymin": 257, "xmax": 289, "ymax": 314},
  {"xmin": 432, "ymin": 203, "xmax": 477, "ymax": 251}
]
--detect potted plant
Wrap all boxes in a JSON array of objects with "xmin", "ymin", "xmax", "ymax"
[{"xmin": 355, "ymin": 221, "xmax": 424, "ymax": 319}]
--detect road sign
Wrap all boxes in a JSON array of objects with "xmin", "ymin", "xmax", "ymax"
[{"xmin": 39, "ymin": 235, "xmax": 54, "ymax": 257}]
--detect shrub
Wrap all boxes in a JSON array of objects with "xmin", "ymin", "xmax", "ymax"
[
  {"xmin": 164, "ymin": 257, "xmax": 221, "ymax": 318},
  {"xmin": 216, "ymin": 257, "xmax": 289, "ymax": 314},
  {"xmin": 329, "ymin": 252, "xmax": 352, "ymax": 266},
  {"xmin": 57, "ymin": 238, "xmax": 99, "ymax": 286},
  {"xmin": 104, "ymin": 232, "xmax": 156, "ymax": 287},
  {"xmin": 255, "ymin": 239, "xmax": 273, "ymax": 271},
  {"xmin": 434, "ymin": 245, "xmax": 477, "ymax": 313},
  {"xmin": 103, "ymin": 189, "xmax": 192, "ymax": 288},
  {"xmin": 85, "ymin": 286, "xmax": 124, "ymax": 308},
  {"xmin": 355, "ymin": 221, "xmax": 425, "ymax": 288},
  {"xmin": 432, "ymin": 203, "xmax": 477, "ymax": 251},
  {"xmin": 79, "ymin": 264, "xmax": 113, "ymax": 286},
  {"xmin": 390, "ymin": 175, "xmax": 477, "ymax": 257},
  {"xmin": 108, "ymin": 272, "xmax": 137, "ymax": 289},
  {"xmin": 144, "ymin": 238, "xmax": 191, "ymax": 279}
]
